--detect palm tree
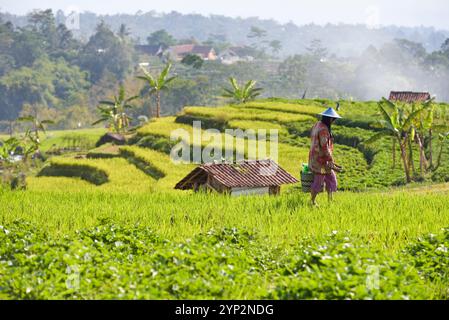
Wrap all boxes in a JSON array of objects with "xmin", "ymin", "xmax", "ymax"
[
  {"xmin": 222, "ymin": 77, "xmax": 263, "ymax": 104},
  {"xmin": 93, "ymin": 85, "xmax": 138, "ymax": 133},
  {"xmin": 137, "ymin": 62, "xmax": 176, "ymax": 118},
  {"xmin": 365, "ymin": 98, "xmax": 429, "ymax": 183}
]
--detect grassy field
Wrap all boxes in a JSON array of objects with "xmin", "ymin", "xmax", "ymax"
[
  {"xmin": 39, "ymin": 128, "xmax": 106, "ymax": 152},
  {"xmin": 1, "ymin": 98, "xmax": 449, "ymax": 299},
  {"xmin": 2, "ymin": 189, "xmax": 448, "ymax": 251},
  {"xmin": 1, "ymin": 189, "xmax": 449, "ymax": 299},
  {"xmin": 1, "ymin": 128, "xmax": 106, "ymax": 152}
]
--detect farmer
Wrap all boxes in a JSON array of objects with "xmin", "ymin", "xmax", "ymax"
[{"xmin": 308, "ymin": 107, "xmax": 342, "ymax": 206}]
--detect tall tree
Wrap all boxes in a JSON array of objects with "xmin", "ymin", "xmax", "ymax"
[
  {"xmin": 278, "ymin": 55, "xmax": 307, "ymax": 96},
  {"xmin": 247, "ymin": 26, "xmax": 267, "ymax": 39},
  {"xmin": 0, "ymin": 20, "xmax": 16, "ymax": 76},
  {"xmin": 247, "ymin": 26, "xmax": 267, "ymax": 52},
  {"xmin": 27, "ymin": 9, "xmax": 58, "ymax": 52},
  {"xmin": 55, "ymin": 23, "xmax": 78, "ymax": 52},
  {"xmin": 306, "ymin": 39, "xmax": 328, "ymax": 60},
  {"xmin": 146, "ymin": 29, "xmax": 176, "ymax": 49},
  {"xmin": 10, "ymin": 29, "xmax": 46, "ymax": 67},
  {"xmin": 118, "ymin": 24, "xmax": 131, "ymax": 39},
  {"xmin": 0, "ymin": 56, "xmax": 89, "ymax": 120},
  {"xmin": 269, "ymin": 40, "xmax": 282, "ymax": 56},
  {"xmin": 441, "ymin": 38, "xmax": 449, "ymax": 54},
  {"xmin": 79, "ymin": 21, "xmax": 133, "ymax": 82}
]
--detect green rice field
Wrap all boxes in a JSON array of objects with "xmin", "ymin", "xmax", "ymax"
[{"xmin": 1, "ymin": 98, "xmax": 449, "ymax": 299}]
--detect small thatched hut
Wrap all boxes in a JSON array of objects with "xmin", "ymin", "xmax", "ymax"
[{"xmin": 175, "ymin": 159, "xmax": 298, "ymax": 196}]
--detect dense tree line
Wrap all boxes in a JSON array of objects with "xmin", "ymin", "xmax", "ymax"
[
  {"xmin": 0, "ymin": 10, "xmax": 135, "ymax": 129},
  {"xmin": 2, "ymin": 9, "xmax": 449, "ymax": 133},
  {"xmin": 2, "ymin": 10, "xmax": 448, "ymax": 57}
]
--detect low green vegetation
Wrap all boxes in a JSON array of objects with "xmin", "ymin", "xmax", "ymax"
[
  {"xmin": 2, "ymin": 7, "xmax": 449, "ymax": 300},
  {"xmin": 34, "ymin": 157, "xmax": 155, "ymax": 193},
  {"xmin": 182, "ymin": 105, "xmax": 314, "ymax": 125},
  {"xmin": 39, "ymin": 129, "xmax": 106, "ymax": 153},
  {"xmin": 1, "ymin": 98, "xmax": 449, "ymax": 300},
  {"xmin": 38, "ymin": 159, "xmax": 109, "ymax": 185},
  {"xmin": 222, "ymin": 77, "xmax": 263, "ymax": 104},
  {"xmin": 1, "ymin": 191, "xmax": 449, "ymax": 299},
  {"xmin": 119, "ymin": 146, "xmax": 196, "ymax": 189},
  {"xmin": 87, "ymin": 144, "xmax": 121, "ymax": 159}
]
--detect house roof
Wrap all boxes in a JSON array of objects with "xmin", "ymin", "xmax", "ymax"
[
  {"xmin": 135, "ymin": 45, "xmax": 163, "ymax": 56},
  {"xmin": 175, "ymin": 159, "xmax": 298, "ymax": 190},
  {"xmin": 191, "ymin": 46, "xmax": 215, "ymax": 55},
  {"xmin": 169, "ymin": 44, "xmax": 195, "ymax": 55},
  {"xmin": 228, "ymin": 46, "xmax": 256, "ymax": 57},
  {"xmin": 389, "ymin": 91, "xmax": 431, "ymax": 103},
  {"xmin": 169, "ymin": 45, "xmax": 214, "ymax": 58}
]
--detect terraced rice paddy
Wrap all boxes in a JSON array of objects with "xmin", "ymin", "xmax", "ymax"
[{"xmin": 2, "ymin": 98, "xmax": 449, "ymax": 299}]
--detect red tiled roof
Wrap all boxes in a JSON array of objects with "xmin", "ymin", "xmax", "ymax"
[
  {"xmin": 169, "ymin": 45, "xmax": 214, "ymax": 58},
  {"xmin": 169, "ymin": 44, "xmax": 195, "ymax": 55},
  {"xmin": 389, "ymin": 91, "xmax": 431, "ymax": 103},
  {"xmin": 175, "ymin": 159, "xmax": 298, "ymax": 190}
]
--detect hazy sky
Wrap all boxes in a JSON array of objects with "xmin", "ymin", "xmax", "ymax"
[{"xmin": 2, "ymin": 0, "xmax": 449, "ymax": 30}]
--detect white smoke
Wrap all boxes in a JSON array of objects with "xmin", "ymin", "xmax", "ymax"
[{"xmin": 365, "ymin": 5, "xmax": 380, "ymax": 30}]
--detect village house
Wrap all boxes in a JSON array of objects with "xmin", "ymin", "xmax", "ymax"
[
  {"xmin": 135, "ymin": 45, "xmax": 165, "ymax": 68},
  {"xmin": 389, "ymin": 91, "xmax": 432, "ymax": 103},
  {"xmin": 175, "ymin": 159, "xmax": 298, "ymax": 196},
  {"xmin": 166, "ymin": 44, "xmax": 217, "ymax": 61},
  {"xmin": 134, "ymin": 45, "xmax": 164, "ymax": 57},
  {"xmin": 219, "ymin": 46, "xmax": 255, "ymax": 65}
]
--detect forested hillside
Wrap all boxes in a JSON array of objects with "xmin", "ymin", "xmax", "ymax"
[
  {"xmin": 2, "ymin": 10, "xmax": 448, "ymax": 56},
  {"xmin": 2, "ymin": 9, "xmax": 449, "ymax": 133}
]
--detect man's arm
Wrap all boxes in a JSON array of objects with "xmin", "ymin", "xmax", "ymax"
[{"xmin": 318, "ymin": 129, "xmax": 334, "ymax": 164}]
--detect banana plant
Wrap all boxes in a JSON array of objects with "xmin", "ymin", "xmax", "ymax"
[
  {"xmin": 17, "ymin": 115, "xmax": 54, "ymax": 144},
  {"xmin": 93, "ymin": 85, "xmax": 138, "ymax": 134},
  {"xmin": 137, "ymin": 62, "xmax": 176, "ymax": 118},
  {"xmin": 409, "ymin": 99, "xmax": 435, "ymax": 176},
  {"xmin": 222, "ymin": 77, "xmax": 263, "ymax": 104},
  {"xmin": 0, "ymin": 133, "xmax": 37, "ymax": 190},
  {"xmin": 365, "ymin": 98, "xmax": 429, "ymax": 183},
  {"xmin": 0, "ymin": 137, "xmax": 20, "ymax": 165},
  {"xmin": 434, "ymin": 132, "xmax": 449, "ymax": 171}
]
